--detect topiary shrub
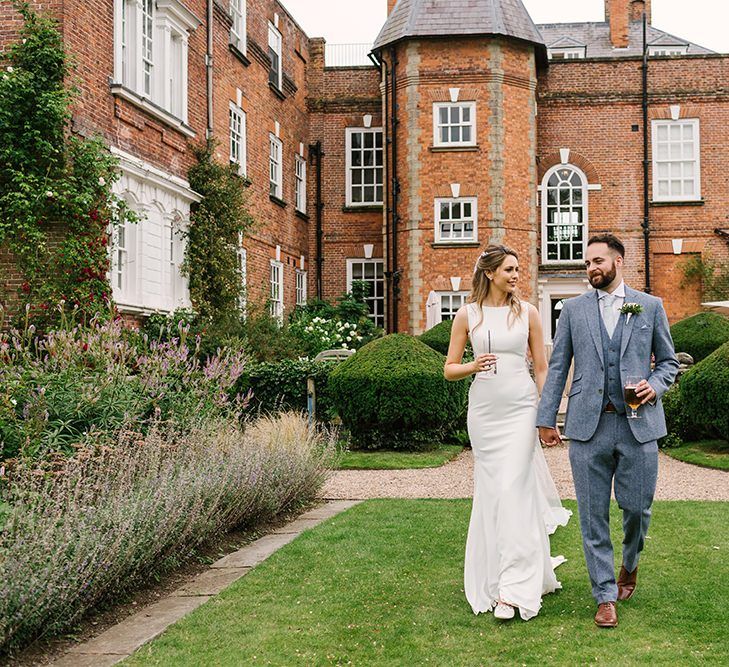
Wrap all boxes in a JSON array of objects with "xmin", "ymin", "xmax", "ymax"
[
  {"xmin": 670, "ymin": 312, "xmax": 729, "ymax": 363},
  {"xmin": 680, "ymin": 340, "xmax": 729, "ymax": 440},
  {"xmin": 659, "ymin": 383, "xmax": 708, "ymax": 447},
  {"xmin": 419, "ymin": 320, "xmax": 454, "ymax": 355},
  {"xmin": 328, "ymin": 334, "xmax": 469, "ymax": 450}
]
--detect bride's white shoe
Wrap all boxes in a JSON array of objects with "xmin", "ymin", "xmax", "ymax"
[{"xmin": 493, "ymin": 602, "xmax": 515, "ymax": 620}]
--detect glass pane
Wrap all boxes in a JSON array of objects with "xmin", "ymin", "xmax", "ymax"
[
  {"xmin": 352, "ymin": 264, "xmax": 363, "ymax": 279},
  {"xmin": 462, "ymin": 126, "xmax": 471, "ymax": 143},
  {"xmin": 363, "ymin": 151, "xmax": 373, "ymax": 166},
  {"xmin": 364, "ymin": 263, "xmax": 375, "ymax": 278},
  {"xmin": 658, "ymin": 180, "xmax": 669, "ymax": 196},
  {"xmin": 450, "ymin": 127, "xmax": 460, "ymax": 142},
  {"xmin": 364, "ymin": 132, "xmax": 374, "ymax": 148},
  {"xmin": 452, "ymin": 202, "xmax": 461, "ymax": 219},
  {"xmin": 375, "ymin": 152, "xmax": 383, "ymax": 166},
  {"xmin": 670, "ymin": 124, "xmax": 681, "ymax": 140},
  {"xmin": 670, "ymin": 180, "xmax": 682, "ymax": 195},
  {"xmin": 375, "ymin": 132, "xmax": 383, "ymax": 147},
  {"xmin": 684, "ymin": 162, "xmax": 694, "ymax": 177},
  {"xmin": 573, "ymin": 189, "xmax": 582, "ymax": 205},
  {"xmin": 351, "ymin": 133, "xmax": 361, "ymax": 149},
  {"xmin": 569, "ymin": 171, "xmax": 582, "ymax": 186},
  {"xmin": 547, "ymin": 244, "xmax": 558, "ymax": 261},
  {"xmin": 547, "ymin": 189, "xmax": 557, "ymax": 205},
  {"xmin": 547, "ymin": 225, "xmax": 557, "ymax": 242},
  {"xmin": 560, "ymin": 188, "xmax": 570, "ymax": 205},
  {"xmin": 657, "ymin": 163, "xmax": 669, "ymax": 178},
  {"xmin": 683, "ymin": 143, "xmax": 694, "ymax": 159},
  {"xmin": 440, "ymin": 203, "xmax": 450, "ymax": 220},
  {"xmin": 364, "ymin": 170, "xmax": 374, "ymax": 184},
  {"xmin": 548, "ymin": 173, "xmax": 559, "ymax": 187},
  {"xmin": 364, "ymin": 186, "xmax": 374, "ymax": 201},
  {"xmin": 352, "ymin": 170, "xmax": 362, "ymax": 185},
  {"xmin": 670, "ymin": 143, "xmax": 682, "ymax": 159},
  {"xmin": 441, "ymin": 128, "xmax": 449, "ymax": 143},
  {"xmin": 376, "ymin": 186, "xmax": 383, "ymax": 201},
  {"xmin": 352, "ymin": 188, "xmax": 362, "ymax": 202},
  {"xmin": 352, "ymin": 151, "xmax": 362, "ymax": 167},
  {"xmin": 684, "ymin": 180, "xmax": 694, "ymax": 195},
  {"xmin": 439, "ymin": 107, "xmax": 448, "ymax": 124},
  {"xmin": 462, "ymin": 106, "xmax": 470, "ymax": 123},
  {"xmin": 683, "ymin": 124, "xmax": 693, "ymax": 139},
  {"xmin": 656, "ymin": 125, "xmax": 668, "ymax": 141},
  {"xmin": 450, "ymin": 106, "xmax": 460, "ymax": 123}
]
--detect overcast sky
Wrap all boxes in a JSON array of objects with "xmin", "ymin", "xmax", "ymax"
[{"xmin": 281, "ymin": 0, "xmax": 729, "ymax": 54}]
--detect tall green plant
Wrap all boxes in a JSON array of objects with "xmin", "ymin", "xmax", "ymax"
[
  {"xmin": 681, "ymin": 253, "xmax": 729, "ymax": 302},
  {"xmin": 0, "ymin": 2, "xmax": 134, "ymax": 326},
  {"xmin": 183, "ymin": 142, "xmax": 255, "ymax": 321}
]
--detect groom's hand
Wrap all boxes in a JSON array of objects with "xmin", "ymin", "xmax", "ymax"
[
  {"xmin": 635, "ymin": 379, "xmax": 657, "ymax": 405},
  {"xmin": 539, "ymin": 426, "xmax": 561, "ymax": 447}
]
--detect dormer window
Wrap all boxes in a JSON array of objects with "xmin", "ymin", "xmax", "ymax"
[
  {"xmin": 648, "ymin": 45, "xmax": 688, "ymax": 57},
  {"xmin": 548, "ymin": 47, "xmax": 586, "ymax": 60}
]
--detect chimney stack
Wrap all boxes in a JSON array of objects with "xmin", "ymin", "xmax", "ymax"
[
  {"xmin": 388, "ymin": 0, "xmax": 398, "ymax": 15},
  {"xmin": 605, "ymin": 1, "xmax": 652, "ymax": 48}
]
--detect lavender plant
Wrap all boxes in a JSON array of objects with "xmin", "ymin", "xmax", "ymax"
[{"xmin": 0, "ymin": 412, "xmax": 336, "ymax": 653}]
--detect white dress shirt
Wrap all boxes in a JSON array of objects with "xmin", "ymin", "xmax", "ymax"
[{"xmin": 597, "ymin": 281, "xmax": 626, "ymax": 335}]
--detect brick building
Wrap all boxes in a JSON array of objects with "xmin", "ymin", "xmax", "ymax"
[{"xmin": 1, "ymin": 0, "xmax": 727, "ymax": 341}]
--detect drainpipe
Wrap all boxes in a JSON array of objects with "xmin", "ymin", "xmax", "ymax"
[
  {"xmin": 641, "ymin": 12, "xmax": 651, "ymax": 293},
  {"xmin": 390, "ymin": 46, "xmax": 400, "ymax": 332},
  {"xmin": 206, "ymin": 0, "xmax": 213, "ymax": 139},
  {"xmin": 309, "ymin": 141, "xmax": 324, "ymax": 298},
  {"xmin": 371, "ymin": 50, "xmax": 392, "ymax": 332}
]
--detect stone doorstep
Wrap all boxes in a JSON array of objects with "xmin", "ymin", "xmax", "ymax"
[{"xmin": 52, "ymin": 500, "xmax": 361, "ymax": 666}]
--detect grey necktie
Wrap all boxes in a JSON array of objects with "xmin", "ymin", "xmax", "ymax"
[{"xmin": 601, "ymin": 294, "xmax": 617, "ymax": 338}]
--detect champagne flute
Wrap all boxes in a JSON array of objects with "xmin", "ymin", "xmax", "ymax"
[
  {"xmin": 624, "ymin": 375, "xmax": 642, "ymax": 419},
  {"xmin": 484, "ymin": 329, "xmax": 497, "ymax": 377}
]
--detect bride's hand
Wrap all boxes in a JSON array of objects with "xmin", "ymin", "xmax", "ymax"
[{"xmin": 472, "ymin": 353, "xmax": 497, "ymax": 374}]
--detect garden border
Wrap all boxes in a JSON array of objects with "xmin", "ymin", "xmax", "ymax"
[{"xmin": 51, "ymin": 500, "xmax": 361, "ymax": 667}]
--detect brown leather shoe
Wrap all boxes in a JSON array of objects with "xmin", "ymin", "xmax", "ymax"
[
  {"xmin": 595, "ymin": 601, "xmax": 618, "ymax": 628},
  {"xmin": 617, "ymin": 564, "xmax": 638, "ymax": 601}
]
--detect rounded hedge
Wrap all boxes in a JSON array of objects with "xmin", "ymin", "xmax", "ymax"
[
  {"xmin": 670, "ymin": 312, "xmax": 729, "ymax": 363},
  {"xmin": 419, "ymin": 320, "xmax": 453, "ymax": 355},
  {"xmin": 680, "ymin": 340, "xmax": 729, "ymax": 440},
  {"xmin": 328, "ymin": 333, "xmax": 469, "ymax": 450}
]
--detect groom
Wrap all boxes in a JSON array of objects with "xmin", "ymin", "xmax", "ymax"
[{"xmin": 537, "ymin": 234, "xmax": 678, "ymax": 628}]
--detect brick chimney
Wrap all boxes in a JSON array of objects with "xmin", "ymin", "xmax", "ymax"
[
  {"xmin": 388, "ymin": 0, "xmax": 398, "ymax": 15},
  {"xmin": 606, "ymin": 1, "xmax": 652, "ymax": 48},
  {"xmin": 605, "ymin": 0, "xmax": 630, "ymax": 48}
]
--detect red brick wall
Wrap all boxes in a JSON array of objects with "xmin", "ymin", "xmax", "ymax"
[{"xmin": 537, "ymin": 55, "xmax": 729, "ymax": 322}]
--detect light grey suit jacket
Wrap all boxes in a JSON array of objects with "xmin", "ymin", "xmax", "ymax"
[{"xmin": 537, "ymin": 286, "xmax": 679, "ymax": 443}]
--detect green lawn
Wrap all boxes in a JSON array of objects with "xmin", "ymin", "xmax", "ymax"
[
  {"xmin": 663, "ymin": 439, "xmax": 729, "ymax": 471},
  {"xmin": 335, "ymin": 444, "xmax": 463, "ymax": 470},
  {"xmin": 126, "ymin": 499, "xmax": 729, "ymax": 666}
]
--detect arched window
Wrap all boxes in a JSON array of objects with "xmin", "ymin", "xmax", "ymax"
[{"xmin": 541, "ymin": 164, "xmax": 588, "ymax": 264}]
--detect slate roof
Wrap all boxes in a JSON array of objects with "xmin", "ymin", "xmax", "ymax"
[
  {"xmin": 538, "ymin": 21, "xmax": 714, "ymax": 58},
  {"xmin": 373, "ymin": 0, "xmax": 546, "ymax": 54}
]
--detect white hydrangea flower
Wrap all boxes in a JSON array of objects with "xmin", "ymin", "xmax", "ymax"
[{"xmin": 98, "ymin": 176, "xmax": 106, "ymax": 186}]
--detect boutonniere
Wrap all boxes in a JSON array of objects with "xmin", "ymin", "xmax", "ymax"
[{"xmin": 620, "ymin": 302, "xmax": 643, "ymax": 323}]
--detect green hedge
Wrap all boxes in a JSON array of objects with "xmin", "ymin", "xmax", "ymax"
[
  {"xmin": 680, "ymin": 340, "xmax": 729, "ymax": 440},
  {"xmin": 238, "ymin": 359, "xmax": 336, "ymax": 420},
  {"xmin": 328, "ymin": 334, "xmax": 469, "ymax": 450},
  {"xmin": 419, "ymin": 320, "xmax": 453, "ymax": 355},
  {"xmin": 670, "ymin": 312, "xmax": 729, "ymax": 363}
]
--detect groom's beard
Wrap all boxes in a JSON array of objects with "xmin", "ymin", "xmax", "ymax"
[{"xmin": 589, "ymin": 263, "xmax": 617, "ymax": 290}]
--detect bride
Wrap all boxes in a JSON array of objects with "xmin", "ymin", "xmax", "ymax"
[{"xmin": 444, "ymin": 244, "xmax": 571, "ymax": 621}]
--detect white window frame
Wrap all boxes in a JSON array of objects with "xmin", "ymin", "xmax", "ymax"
[
  {"xmin": 345, "ymin": 128, "xmax": 384, "ymax": 207},
  {"xmin": 548, "ymin": 47, "xmax": 586, "ymax": 60},
  {"xmin": 268, "ymin": 22, "xmax": 282, "ymax": 90},
  {"xmin": 229, "ymin": 0, "xmax": 246, "ymax": 54},
  {"xmin": 651, "ymin": 118, "xmax": 701, "ymax": 203},
  {"xmin": 237, "ymin": 238, "xmax": 247, "ymax": 312},
  {"xmin": 434, "ymin": 197, "xmax": 478, "ymax": 243},
  {"xmin": 269, "ymin": 133, "xmax": 283, "ymax": 199},
  {"xmin": 432, "ymin": 101, "xmax": 476, "ymax": 147},
  {"xmin": 270, "ymin": 259, "xmax": 284, "ymax": 322},
  {"xmin": 229, "ymin": 102, "xmax": 247, "ymax": 175},
  {"xmin": 648, "ymin": 46, "xmax": 688, "ymax": 57},
  {"xmin": 113, "ymin": 0, "xmax": 199, "ymax": 124},
  {"xmin": 295, "ymin": 155, "xmax": 306, "ymax": 213},
  {"xmin": 346, "ymin": 258, "xmax": 385, "ymax": 328},
  {"xmin": 295, "ymin": 269, "xmax": 307, "ymax": 306},
  {"xmin": 540, "ymin": 164, "xmax": 589, "ymax": 265},
  {"xmin": 111, "ymin": 216, "xmax": 130, "ymax": 297},
  {"xmin": 438, "ymin": 291, "xmax": 468, "ymax": 322}
]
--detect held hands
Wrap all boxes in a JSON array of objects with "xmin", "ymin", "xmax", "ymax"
[
  {"xmin": 635, "ymin": 379, "xmax": 657, "ymax": 405},
  {"xmin": 472, "ymin": 353, "xmax": 498, "ymax": 374},
  {"xmin": 538, "ymin": 426, "xmax": 562, "ymax": 448}
]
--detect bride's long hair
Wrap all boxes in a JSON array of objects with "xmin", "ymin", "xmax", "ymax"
[{"xmin": 469, "ymin": 244, "xmax": 522, "ymax": 332}]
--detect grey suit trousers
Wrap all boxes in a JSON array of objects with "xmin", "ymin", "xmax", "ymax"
[{"xmin": 569, "ymin": 411, "xmax": 658, "ymax": 604}]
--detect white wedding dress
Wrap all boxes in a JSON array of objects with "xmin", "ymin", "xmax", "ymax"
[{"xmin": 464, "ymin": 302, "xmax": 571, "ymax": 620}]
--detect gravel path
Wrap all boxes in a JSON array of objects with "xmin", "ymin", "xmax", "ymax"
[{"xmin": 323, "ymin": 445, "xmax": 729, "ymax": 501}]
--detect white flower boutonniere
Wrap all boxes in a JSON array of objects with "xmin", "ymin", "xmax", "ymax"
[{"xmin": 620, "ymin": 302, "xmax": 644, "ymax": 324}]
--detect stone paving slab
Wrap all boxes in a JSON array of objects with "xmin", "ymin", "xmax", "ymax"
[
  {"xmin": 63, "ymin": 595, "xmax": 210, "ymax": 658},
  {"xmin": 210, "ymin": 531, "xmax": 299, "ymax": 568},
  {"xmin": 171, "ymin": 566, "xmax": 251, "ymax": 597},
  {"xmin": 51, "ymin": 500, "xmax": 361, "ymax": 666}
]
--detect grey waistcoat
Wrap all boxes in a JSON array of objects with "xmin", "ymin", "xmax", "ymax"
[{"xmin": 599, "ymin": 311, "xmax": 626, "ymax": 414}]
